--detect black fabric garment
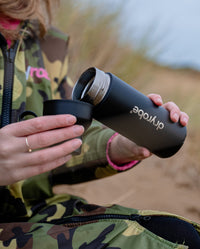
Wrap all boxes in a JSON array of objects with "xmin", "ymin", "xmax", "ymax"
[{"xmin": 139, "ymin": 216, "xmax": 200, "ymax": 248}]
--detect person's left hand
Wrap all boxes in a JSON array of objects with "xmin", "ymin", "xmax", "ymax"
[{"xmin": 108, "ymin": 93, "xmax": 189, "ymax": 165}]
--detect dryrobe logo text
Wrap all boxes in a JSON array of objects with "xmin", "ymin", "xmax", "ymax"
[
  {"xmin": 130, "ymin": 106, "xmax": 165, "ymax": 130},
  {"xmin": 26, "ymin": 66, "xmax": 50, "ymax": 81}
]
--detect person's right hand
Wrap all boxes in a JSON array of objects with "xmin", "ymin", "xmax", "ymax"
[{"xmin": 0, "ymin": 115, "xmax": 84, "ymax": 186}]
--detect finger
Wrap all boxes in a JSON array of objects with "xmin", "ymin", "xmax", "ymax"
[
  {"xmin": 22, "ymin": 125, "xmax": 84, "ymax": 152},
  {"xmin": 133, "ymin": 146, "xmax": 152, "ymax": 160},
  {"xmin": 5, "ymin": 115, "xmax": 77, "ymax": 137},
  {"xmin": 21, "ymin": 138, "xmax": 82, "ymax": 168},
  {"xmin": 141, "ymin": 148, "xmax": 152, "ymax": 158},
  {"xmin": 179, "ymin": 112, "xmax": 189, "ymax": 126},
  {"xmin": 147, "ymin": 93, "xmax": 163, "ymax": 106},
  {"xmin": 27, "ymin": 155, "xmax": 72, "ymax": 177},
  {"xmin": 12, "ymin": 154, "xmax": 72, "ymax": 182},
  {"xmin": 162, "ymin": 102, "xmax": 180, "ymax": 122}
]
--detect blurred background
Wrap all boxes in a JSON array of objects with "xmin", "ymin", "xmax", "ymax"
[{"xmin": 54, "ymin": 0, "xmax": 200, "ymax": 223}]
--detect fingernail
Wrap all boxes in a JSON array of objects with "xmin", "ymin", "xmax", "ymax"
[
  {"xmin": 157, "ymin": 97, "xmax": 163, "ymax": 104},
  {"xmin": 173, "ymin": 113, "xmax": 179, "ymax": 121},
  {"xmin": 73, "ymin": 125, "xmax": 84, "ymax": 135},
  {"xmin": 182, "ymin": 117, "xmax": 188, "ymax": 125},
  {"xmin": 143, "ymin": 149, "xmax": 150, "ymax": 157},
  {"xmin": 66, "ymin": 115, "xmax": 76, "ymax": 124},
  {"xmin": 72, "ymin": 138, "xmax": 82, "ymax": 149},
  {"xmin": 64, "ymin": 154, "xmax": 72, "ymax": 162}
]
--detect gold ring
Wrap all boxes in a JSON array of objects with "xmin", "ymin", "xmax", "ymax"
[{"xmin": 25, "ymin": 137, "xmax": 32, "ymax": 153}]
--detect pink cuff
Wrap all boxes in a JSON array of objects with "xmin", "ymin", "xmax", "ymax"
[{"xmin": 106, "ymin": 133, "xmax": 139, "ymax": 171}]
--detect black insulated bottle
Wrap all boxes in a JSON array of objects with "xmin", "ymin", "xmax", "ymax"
[{"xmin": 72, "ymin": 67, "xmax": 187, "ymax": 158}]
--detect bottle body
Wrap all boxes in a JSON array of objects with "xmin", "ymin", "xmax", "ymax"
[{"xmin": 72, "ymin": 67, "xmax": 187, "ymax": 158}]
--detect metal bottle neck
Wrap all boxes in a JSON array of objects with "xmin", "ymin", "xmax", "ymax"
[{"xmin": 80, "ymin": 67, "xmax": 110, "ymax": 106}]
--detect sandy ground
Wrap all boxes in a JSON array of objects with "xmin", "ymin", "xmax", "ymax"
[{"xmin": 54, "ymin": 144, "xmax": 200, "ymax": 224}]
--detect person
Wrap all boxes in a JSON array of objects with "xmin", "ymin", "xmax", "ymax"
[{"xmin": 0, "ymin": 0, "xmax": 199, "ymax": 248}]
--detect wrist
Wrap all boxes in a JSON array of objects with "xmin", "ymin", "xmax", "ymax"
[
  {"xmin": 106, "ymin": 133, "xmax": 139, "ymax": 171},
  {"xmin": 108, "ymin": 133, "xmax": 134, "ymax": 164}
]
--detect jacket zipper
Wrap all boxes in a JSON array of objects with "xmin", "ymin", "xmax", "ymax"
[
  {"xmin": 54, "ymin": 213, "xmax": 151, "ymax": 225},
  {"xmin": 0, "ymin": 34, "xmax": 19, "ymax": 128}
]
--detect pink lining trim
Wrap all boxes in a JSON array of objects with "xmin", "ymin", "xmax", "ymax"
[
  {"xmin": 7, "ymin": 40, "xmax": 12, "ymax": 48},
  {"xmin": 106, "ymin": 132, "xmax": 139, "ymax": 171},
  {"xmin": 0, "ymin": 18, "xmax": 20, "ymax": 48},
  {"xmin": 0, "ymin": 18, "xmax": 20, "ymax": 30}
]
